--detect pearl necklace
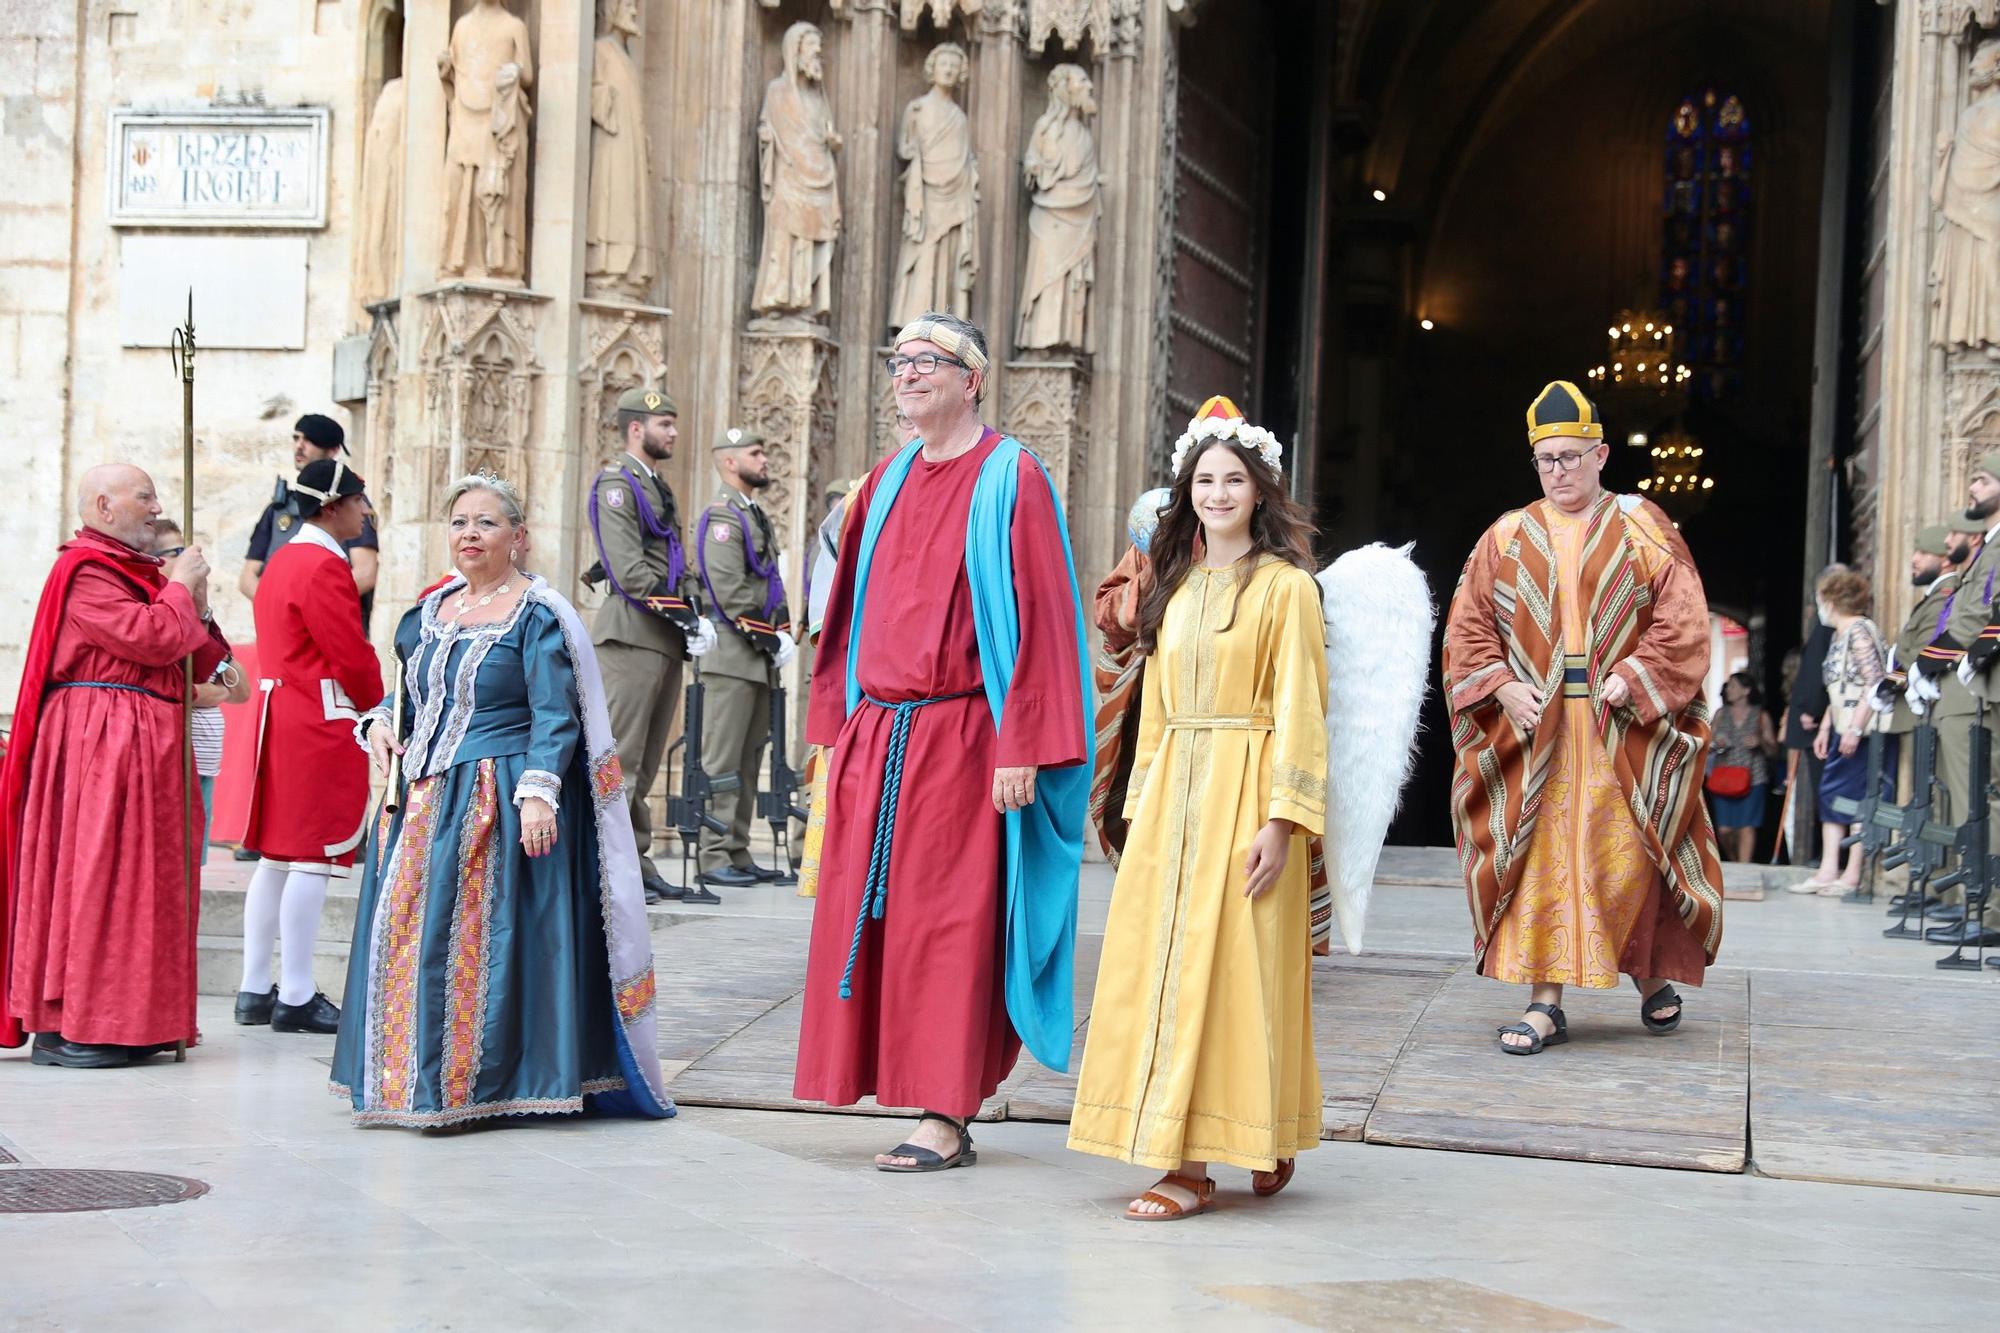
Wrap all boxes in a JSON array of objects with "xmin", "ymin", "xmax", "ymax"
[{"xmin": 452, "ymin": 579, "xmax": 512, "ymax": 617}]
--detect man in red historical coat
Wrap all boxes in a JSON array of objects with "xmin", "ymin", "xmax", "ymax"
[
  {"xmin": 237, "ymin": 459, "xmax": 384, "ymax": 1035},
  {"xmin": 795, "ymin": 313, "xmax": 1088, "ymax": 1171},
  {"xmin": 2, "ymin": 464, "xmax": 229, "ymax": 1067}
]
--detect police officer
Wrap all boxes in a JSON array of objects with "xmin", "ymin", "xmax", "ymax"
[
  {"xmin": 587, "ymin": 387, "xmax": 718, "ymax": 904},
  {"xmin": 239, "ymin": 413, "xmax": 380, "ymax": 629},
  {"xmin": 694, "ymin": 427, "xmax": 796, "ymax": 889}
]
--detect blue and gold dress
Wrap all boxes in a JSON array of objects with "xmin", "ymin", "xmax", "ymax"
[{"xmin": 330, "ymin": 576, "xmax": 672, "ymax": 1129}]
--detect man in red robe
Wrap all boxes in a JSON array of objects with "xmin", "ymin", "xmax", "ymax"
[
  {"xmin": 795, "ymin": 313, "xmax": 1087, "ymax": 1170},
  {"xmin": 2, "ymin": 464, "xmax": 229, "ymax": 1067}
]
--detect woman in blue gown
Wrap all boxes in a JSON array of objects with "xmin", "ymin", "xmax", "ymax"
[{"xmin": 330, "ymin": 474, "xmax": 673, "ymax": 1129}]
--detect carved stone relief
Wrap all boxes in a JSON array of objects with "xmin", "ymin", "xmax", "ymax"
[
  {"xmin": 753, "ymin": 22, "xmax": 843, "ymax": 325},
  {"xmin": 1924, "ymin": 0, "xmax": 2000, "ymax": 37},
  {"xmin": 1933, "ymin": 40, "xmax": 2000, "ymax": 354},
  {"xmin": 438, "ymin": 0, "xmax": 534, "ymax": 285},
  {"xmin": 1018, "ymin": 64, "xmax": 1099, "ymax": 352},
  {"xmin": 363, "ymin": 303, "xmax": 401, "ymax": 524},
  {"xmin": 1027, "ymin": 0, "xmax": 1111, "ymax": 55},
  {"xmin": 353, "ymin": 77, "xmax": 406, "ymax": 312},
  {"xmin": 417, "ymin": 286, "xmax": 544, "ymax": 514},
  {"xmin": 1002, "ymin": 355, "xmax": 1091, "ymax": 515},
  {"xmin": 1946, "ymin": 365, "xmax": 2000, "ymax": 492},
  {"xmin": 586, "ymin": 0, "xmax": 657, "ymax": 300},
  {"xmin": 890, "ymin": 43, "xmax": 980, "ymax": 328},
  {"xmin": 579, "ymin": 300, "xmax": 669, "ymax": 464},
  {"xmin": 737, "ymin": 329, "xmax": 840, "ymax": 548}
]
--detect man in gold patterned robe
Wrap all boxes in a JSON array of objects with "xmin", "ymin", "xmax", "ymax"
[{"xmin": 1443, "ymin": 381, "xmax": 1723, "ymax": 1055}]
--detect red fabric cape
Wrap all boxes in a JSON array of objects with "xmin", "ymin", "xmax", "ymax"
[{"xmin": 1, "ymin": 539, "xmax": 172, "ymax": 1047}]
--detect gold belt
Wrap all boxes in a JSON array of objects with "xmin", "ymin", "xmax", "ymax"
[{"xmin": 1165, "ymin": 713, "xmax": 1274, "ymax": 730}]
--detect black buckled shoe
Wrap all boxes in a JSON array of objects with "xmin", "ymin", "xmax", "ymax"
[
  {"xmin": 30, "ymin": 1033, "xmax": 132, "ymax": 1069},
  {"xmin": 696, "ymin": 865, "xmax": 759, "ymax": 890},
  {"xmin": 1925, "ymin": 922, "xmax": 2000, "ymax": 947},
  {"xmin": 270, "ymin": 992, "xmax": 342, "ymax": 1034},
  {"xmin": 641, "ymin": 866, "xmax": 673, "ymax": 905},
  {"xmin": 234, "ymin": 985, "xmax": 278, "ymax": 1026}
]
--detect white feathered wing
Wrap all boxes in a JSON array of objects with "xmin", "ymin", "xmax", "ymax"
[{"xmin": 1315, "ymin": 542, "xmax": 1434, "ymax": 954}]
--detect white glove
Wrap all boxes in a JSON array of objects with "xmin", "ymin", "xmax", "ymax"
[
  {"xmin": 1910, "ymin": 669, "xmax": 1943, "ymax": 706},
  {"xmin": 1959, "ymin": 655, "xmax": 1979, "ymax": 688},
  {"xmin": 1865, "ymin": 687, "xmax": 1895, "ymax": 716},
  {"xmin": 684, "ymin": 617, "xmax": 717, "ymax": 659},
  {"xmin": 774, "ymin": 629, "xmax": 797, "ymax": 670}
]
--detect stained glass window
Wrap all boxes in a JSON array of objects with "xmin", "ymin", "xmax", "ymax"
[{"xmin": 1662, "ymin": 89, "xmax": 1750, "ymax": 399}]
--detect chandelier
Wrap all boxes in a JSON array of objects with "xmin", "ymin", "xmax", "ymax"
[
  {"xmin": 1635, "ymin": 427, "xmax": 1713, "ymax": 500},
  {"xmin": 1585, "ymin": 309, "xmax": 1692, "ymax": 395}
]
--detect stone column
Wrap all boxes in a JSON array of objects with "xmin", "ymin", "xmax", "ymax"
[
  {"xmin": 829, "ymin": 3, "xmax": 902, "ymax": 484},
  {"xmin": 970, "ymin": 6, "xmax": 1028, "ymax": 413},
  {"xmin": 528, "ymin": 0, "xmax": 597, "ymax": 595}
]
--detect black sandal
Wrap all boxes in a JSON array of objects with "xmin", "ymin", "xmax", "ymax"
[
  {"xmin": 1497, "ymin": 1002, "xmax": 1568, "ymax": 1055},
  {"xmin": 1641, "ymin": 984, "xmax": 1683, "ymax": 1034},
  {"xmin": 875, "ymin": 1112, "xmax": 977, "ymax": 1173}
]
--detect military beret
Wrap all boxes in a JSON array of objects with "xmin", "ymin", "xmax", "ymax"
[
  {"xmin": 616, "ymin": 386, "xmax": 678, "ymax": 417},
  {"xmin": 713, "ymin": 426, "xmax": 766, "ymax": 451},
  {"xmin": 1946, "ymin": 510, "xmax": 1989, "ymax": 536},
  {"xmin": 1915, "ymin": 523, "xmax": 1952, "ymax": 556}
]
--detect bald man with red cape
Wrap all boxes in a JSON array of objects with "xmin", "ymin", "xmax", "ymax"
[{"xmin": 2, "ymin": 467, "xmax": 228, "ymax": 1066}]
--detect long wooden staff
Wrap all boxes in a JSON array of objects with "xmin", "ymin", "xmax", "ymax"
[{"xmin": 170, "ymin": 292, "xmax": 195, "ymax": 1064}]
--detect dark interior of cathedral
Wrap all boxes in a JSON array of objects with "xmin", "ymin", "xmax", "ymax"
[{"xmin": 1179, "ymin": 0, "xmax": 1875, "ymax": 841}]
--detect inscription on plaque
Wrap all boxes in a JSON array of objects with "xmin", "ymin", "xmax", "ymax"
[{"xmin": 109, "ymin": 108, "xmax": 330, "ymax": 228}]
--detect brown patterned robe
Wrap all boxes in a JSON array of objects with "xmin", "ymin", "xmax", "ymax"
[{"xmin": 1443, "ymin": 494, "xmax": 1722, "ymax": 983}]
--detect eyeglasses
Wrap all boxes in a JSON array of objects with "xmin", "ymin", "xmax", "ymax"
[
  {"xmin": 883, "ymin": 352, "xmax": 969, "ymax": 378},
  {"xmin": 1531, "ymin": 449, "xmax": 1596, "ymax": 475},
  {"xmin": 155, "ymin": 545, "xmax": 186, "ymax": 559}
]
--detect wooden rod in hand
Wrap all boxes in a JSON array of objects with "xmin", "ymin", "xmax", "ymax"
[{"xmin": 171, "ymin": 292, "xmax": 195, "ymax": 1064}]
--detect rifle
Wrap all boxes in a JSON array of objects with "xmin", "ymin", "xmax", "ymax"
[
  {"xmin": 666, "ymin": 662, "xmax": 730, "ymax": 888},
  {"xmin": 757, "ymin": 684, "xmax": 807, "ymax": 886},
  {"xmin": 1880, "ymin": 723, "xmax": 1944, "ymax": 939},
  {"xmin": 1934, "ymin": 698, "xmax": 1994, "ymax": 972}
]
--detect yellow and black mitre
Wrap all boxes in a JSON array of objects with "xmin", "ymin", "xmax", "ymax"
[{"xmin": 1525, "ymin": 380, "xmax": 1604, "ymax": 446}]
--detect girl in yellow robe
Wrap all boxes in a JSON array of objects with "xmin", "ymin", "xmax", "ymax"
[{"xmin": 1067, "ymin": 396, "xmax": 1328, "ymax": 1222}]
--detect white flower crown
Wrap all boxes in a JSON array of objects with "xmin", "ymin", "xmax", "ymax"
[{"xmin": 1169, "ymin": 414, "xmax": 1284, "ymax": 478}]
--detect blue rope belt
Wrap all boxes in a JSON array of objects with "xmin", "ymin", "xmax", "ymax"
[
  {"xmin": 838, "ymin": 688, "xmax": 979, "ymax": 1000},
  {"xmin": 45, "ymin": 680, "xmax": 179, "ymax": 705}
]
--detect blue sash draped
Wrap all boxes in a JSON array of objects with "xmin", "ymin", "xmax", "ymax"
[{"xmin": 844, "ymin": 436, "xmax": 1094, "ymax": 1072}]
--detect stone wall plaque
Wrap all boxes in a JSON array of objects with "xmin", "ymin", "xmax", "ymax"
[{"xmin": 108, "ymin": 108, "xmax": 330, "ymax": 228}]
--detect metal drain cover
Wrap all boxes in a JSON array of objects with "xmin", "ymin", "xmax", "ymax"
[{"xmin": 0, "ymin": 1169, "xmax": 208, "ymax": 1213}]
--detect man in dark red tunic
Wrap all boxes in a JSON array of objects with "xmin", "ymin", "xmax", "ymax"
[
  {"xmin": 2, "ymin": 464, "xmax": 229, "ymax": 1067},
  {"xmin": 795, "ymin": 313, "xmax": 1088, "ymax": 1170}
]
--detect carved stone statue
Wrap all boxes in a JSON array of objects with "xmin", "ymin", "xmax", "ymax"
[
  {"xmin": 586, "ymin": 0, "xmax": 656, "ymax": 299},
  {"xmin": 353, "ymin": 75, "xmax": 406, "ymax": 310},
  {"xmin": 1935, "ymin": 41, "xmax": 2000, "ymax": 354},
  {"xmin": 1017, "ymin": 64, "xmax": 1100, "ymax": 352},
  {"xmin": 890, "ymin": 43, "xmax": 980, "ymax": 328},
  {"xmin": 438, "ymin": 0, "xmax": 534, "ymax": 285},
  {"xmin": 753, "ymin": 22, "xmax": 842, "ymax": 322}
]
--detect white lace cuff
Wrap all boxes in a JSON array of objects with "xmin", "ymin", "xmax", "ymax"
[
  {"xmin": 354, "ymin": 703, "xmax": 393, "ymax": 752},
  {"xmin": 513, "ymin": 769, "xmax": 562, "ymax": 813}
]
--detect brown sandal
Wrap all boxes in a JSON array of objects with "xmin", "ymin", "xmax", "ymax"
[
  {"xmin": 1251, "ymin": 1158, "xmax": 1296, "ymax": 1197},
  {"xmin": 1123, "ymin": 1172, "xmax": 1215, "ymax": 1222}
]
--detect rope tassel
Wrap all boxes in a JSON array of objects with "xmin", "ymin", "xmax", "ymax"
[{"xmin": 837, "ymin": 691, "xmax": 972, "ymax": 999}]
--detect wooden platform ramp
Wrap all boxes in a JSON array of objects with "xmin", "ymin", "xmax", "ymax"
[{"xmin": 650, "ymin": 914, "xmax": 1995, "ymax": 1192}]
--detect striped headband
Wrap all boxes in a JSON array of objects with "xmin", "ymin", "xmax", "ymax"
[
  {"xmin": 292, "ymin": 460, "xmax": 352, "ymax": 504},
  {"xmin": 892, "ymin": 318, "xmax": 990, "ymax": 375}
]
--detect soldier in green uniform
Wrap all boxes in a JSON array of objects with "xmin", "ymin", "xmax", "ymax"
[
  {"xmin": 693, "ymin": 427, "xmax": 796, "ymax": 889},
  {"xmin": 586, "ymin": 386, "xmax": 719, "ymax": 904},
  {"xmin": 1912, "ymin": 456, "xmax": 2000, "ymax": 947}
]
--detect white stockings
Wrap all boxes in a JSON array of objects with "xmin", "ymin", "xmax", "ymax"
[{"xmin": 239, "ymin": 863, "xmax": 330, "ymax": 1006}]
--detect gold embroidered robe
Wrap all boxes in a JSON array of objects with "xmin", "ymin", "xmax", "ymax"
[{"xmin": 1068, "ymin": 558, "xmax": 1328, "ymax": 1172}]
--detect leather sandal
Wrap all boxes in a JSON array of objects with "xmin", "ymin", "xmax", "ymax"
[
  {"xmin": 1497, "ymin": 1002, "xmax": 1568, "ymax": 1055},
  {"xmin": 1124, "ymin": 1172, "xmax": 1215, "ymax": 1222},
  {"xmin": 1641, "ymin": 984, "xmax": 1683, "ymax": 1034},
  {"xmin": 1251, "ymin": 1158, "xmax": 1296, "ymax": 1198},
  {"xmin": 875, "ymin": 1112, "xmax": 976, "ymax": 1173}
]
